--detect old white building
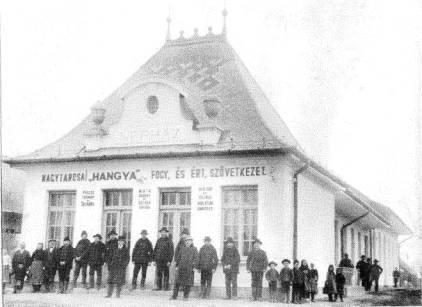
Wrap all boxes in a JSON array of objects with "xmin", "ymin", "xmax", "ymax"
[{"xmin": 5, "ymin": 15, "xmax": 410, "ymax": 289}]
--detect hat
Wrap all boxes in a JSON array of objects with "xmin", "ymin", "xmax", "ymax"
[
  {"xmin": 118, "ymin": 235, "xmax": 126, "ymax": 241},
  {"xmin": 63, "ymin": 236, "xmax": 71, "ymax": 242},
  {"xmin": 225, "ymin": 237, "xmax": 235, "ymax": 243},
  {"xmin": 108, "ymin": 229, "xmax": 117, "ymax": 236},
  {"xmin": 282, "ymin": 259, "xmax": 291, "ymax": 264},
  {"xmin": 269, "ymin": 261, "xmax": 278, "ymax": 267},
  {"xmin": 361, "ymin": 255, "xmax": 366, "ymax": 259},
  {"xmin": 293, "ymin": 260, "xmax": 299, "ymax": 264},
  {"xmin": 374, "ymin": 259, "xmax": 379, "ymax": 263},
  {"xmin": 204, "ymin": 236, "xmax": 211, "ymax": 242},
  {"xmin": 253, "ymin": 238, "xmax": 262, "ymax": 245},
  {"xmin": 141, "ymin": 229, "xmax": 148, "ymax": 235},
  {"xmin": 184, "ymin": 235, "xmax": 193, "ymax": 241},
  {"xmin": 81, "ymin": 230, "xmax": 87, "ymax": 236},
  {"xmin": 159, "ymin": 227, "xmax": 169, "ymax": 233},
  {"xmin": 93, "ymin": 234, "xmax": 102, "ymax": 240},
  {"xmin": 181, "ymin": 228, "xmax": 190, "ymax": 235},
  {"xmin": 48, "ymin": 239, "xmax": 56, "ymax": 242}
]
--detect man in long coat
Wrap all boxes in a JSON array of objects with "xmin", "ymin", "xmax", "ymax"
[
  {"xmin": 246, "ymin": 238, "xmax": 268, "ymax": 301},
  {"xmin": 152, "ymin": 227, "xmax": 174, "ymax": 291},
  {"xmin": 356, "ymin": 255, "xmax": 367, "ymax": 287},
  {"xmin": 105, "ymin": 230, "xmax": 118, "ymax": 268},
  {"xmin": 44, "ymin": 239, "xmax": 58, "ymax": 292},
  {"xmin": 87, "ymin": 234, "xmax": 106, "ymax": 290},
  {"xmin": 72, "ymin": 230, "xmax": 91, "ymax": 288},
  {"xmin": 171, "ymin": 236, "xmax": 198, "ymax": 300},
  {"xmin": 105, "ymin": 236, "xmax": 129, "ymax": 298},
  {"xmin": 198, "ymin": 236, "xmax": 218, "ymax": 298},
  {"xmin": 221, "ymin": 237, "xmax": 240, "ymax": 299},
  {"xmin": 370, "ymin": 259, "xmax": 383, "ymax": 292},
  {"xmin": 11, "ymin": 242, "xmax": 31, "ymax": 293},
  {"xmin": 174, "ymin": 228, "xmax": 189, "ymax": 263},
  {"xmin": 131, "ymin": 229, "xmax": 153, "ymax": 289},
  {"xmin": 56, "ymin": 236, "xmax": 74, "ymax": 294}
]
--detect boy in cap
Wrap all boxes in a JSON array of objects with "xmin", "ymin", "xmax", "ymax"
[
  {"xmin": 105, "ymin": 230, "xmax": 118, "ymax": 269},
  {"xmin": 198, "ymin": 236, "xmax": 218, "ymax": 298},
  {"xmin": 279, "ymin": 259, "xmax": 293, "ymax": 303},
  {"xmin": 105, "ymin": 236, "xmax": 129, "ymax": 298},
  {"xmin": 265, "ymin": 261, "xmax": 279, "ymax": 302},
  {"xmin": 246, "ymin": 239, "xmax": 268, "ymax": 301},
  {"xmin": 56, "ymin": 236, "xmax": 74, "ymax": 294},
  {"xmin": 131, "ymin": 229, "xmax": 153, "ymax": 289},
  {"xmin": 88, "ymin": 234, "xmax": 105, "ymax": 290},
  {"xmin": 44, "ymin": 239, "xmax": 58, "ymax": 292},
  {"xmin": 72, "ymin": 230, "xmax": 90, "ymax": 288},
  {"xmin": 152, "ymin": 227, "xmax": 174, "ymax": 291},
  {"xmin": 221, "ymin": 237, "xmax": 240, "ymax": 299}
]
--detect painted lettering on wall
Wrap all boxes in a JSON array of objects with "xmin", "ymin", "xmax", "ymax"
[
  {"xmin": 138, "ymin": 188, "xmax": 151, "ymax": 209},
  {"xmin": 197, "ymin": 186, "xmax": 213, "ymax": 211},
  {"xmin": 81, "ymin": 190, "xmax": 95, "ymax": 206}
]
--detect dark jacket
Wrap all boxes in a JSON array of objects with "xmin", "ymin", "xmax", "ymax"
[
  {"xmin": 153, "ymin": 237, "xmax": 174, "ymax": 264},
  {"xmin": 246, "ymin": 249, "xmax": 268, "ymax": 272},
  {"xmin": 132, "ymin": 238, "xmax": 153, "ymax": 264},
  {"xmin": 370, "ymin": 264, "xmax": 383, "ymax": 280},
  {"xmin": 174, "ymin": 239, "xmax": 185, "ymax": 263},
  {"xmin": 88, "ymin": 241, "xmax": 106, "ymax": 266},
  {"xmin": 279, "ymin": 267, "xmax": 294, "ymax": 283},
  {"xmin": 198, "ymin": 244, "xmax": 218, "ymax": 271},
  {"xmin": 221, "ymin": 245, "xmax": 240, "ymax": 274},
  {"xmin": 105, "ymin": 238, "xmax": 118, "ymax": 265},
  {"xmin": 74, "ymin": 238, "xmax": 91, "ymax": 263},
  {"xmin": 108, "ymin": 246, "xmax": 130, "ymax": 285},
  {"xmin": 325, "ymin": 271, "xmax": 337, "ymax": 294},
  {"xmin": 12, "ymin": 249, "xmax": 31, "ymax": 279},
  {"xmin": 265, "ymin": 268, "xmax": 279, "ymax": 282},
  {"xmin": 31, "ymin": 249, "xmax": 46, "ymax": 265},
  {"xmin": 393, "ymin": 269, "xmax": 400, "ymax": 278},
  {"xmin": 175, "ymin": 245, "xmax": 199, "ymax": 286},
  {"xmin": 339, "ymin": 258, "xmax": 354, "ymax": 268},
  {"xmin": 44, "ymin": 247, "xmax": 58, "ymax": 270},
  {"xmin": 56, "ymin": 245, "xmax": 74, "ymax": 269},
  {"xmin": 335, "ymin": 272, "xmax": 346, "ymax": 295},
  {"xmin": 293, "ymin": 267, "xmax": 305, "ymax": 285}
]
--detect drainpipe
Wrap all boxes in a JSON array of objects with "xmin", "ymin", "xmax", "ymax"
[
  {"xmin": 340, "ymin": 212, "xmax": 370, "ymax": 258},
  {"xmin": 293, "ymin": 162, "xmax": 310, "ymax": 261}
]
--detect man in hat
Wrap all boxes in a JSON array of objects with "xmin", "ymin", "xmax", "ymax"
[
  {"xmin": 72, "ymin": 230, "xmax": 91, "ymax": 288},
  {"xmin": 152, "ymin": 227, "xmax": 174, "ymax": 291},
  {"xmin": 105, "ymin": 236, "xmax": 130, "ymax": 298},
  {"xmin": 356, "ymin": 255, "xmax": 367, "ymax": 287},
  {"xmin": 171, "ymin": 235, "xmax": 198, "ymax": 300},
  {"xmin": 88, "ymin": 234, "xmax": 105, "ymax": 290},
  {"xmin": 393, "ymin": 267, "xmax": 400, "ymax": 288},
  {"xmin": 44, "ymin": 239, "xmax": 58, "ymax": 292},
  {"xmin": 198, "ymin": 236, "xmax": 218, "ymax": 298},
  {"xmin": 131, "ymin": 229, "xmax": 153, "ymax": 289},
  {"xmin": 279, "ymin": 259, "xmax": 293, "ymax": 303},
  {"xmin": 56, "ymin": 236, "xmax": 74, "ymax": 294},
  {"xmin": 364, "ymin": 258, "xmax": 373, "ymax": 291},
  {"xmin": 370, "ymin": 259, "xmax": 383, "ymax": 292},
  {"xmin": 246, "ymin": 239, "xmax": 268, "ymax": 301},
  {"xmin": 174, "ymin": 228, "xmax": 190, "ymax": 264},
  {"xmin": 221, "ymin": 237, "xmax": 240, "ymax": 299},
  {"xmin": 105, "ymin": 229, "xmax": 118, "ymax": 269},
  {"xmin": 11, "ymin": 242, "xmax": 31, "ymax": 294}
]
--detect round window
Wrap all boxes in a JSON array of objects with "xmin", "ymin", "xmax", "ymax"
[{"xmin": 147, "ymin": 96, "xmax": 159, "ymax": 114}]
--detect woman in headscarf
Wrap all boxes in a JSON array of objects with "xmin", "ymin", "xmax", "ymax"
[
  {"xmin": 308, "ymin": 263, "xmax": 319, "ymax": 302},
  {"xmin": 29, "ymin": 243, "xmax": 46, "ymax": 292},
  {"xmin": 324, "ymin": 265, "xmax": 337, "ymax": 302},
  {"xmin": 299, "ymin": 259, "xmax": 310, "ymax": 300}
]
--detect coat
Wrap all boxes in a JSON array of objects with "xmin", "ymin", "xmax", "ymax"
[
  {"xmin": 246, "ymin": 249, "xmax": 268, "ymax": 272},
  {"xmin": 105, "ymin": 239, "xmax": 118, "ymax": 265},
  {"xmin": 56, "ymin": 245, "xmax": 74, "ymax": 269},
  {"xmin": 108, "ymin": 246, "xmax": 130, "ymax": 285},
  {"xmin": 44, "ymin": 248, "xmax": 58, "ymax": 271},
  {"xmin": 370, "ymin": 264, "xmax": 383, "ymax": 280},
  {"xmin": 88, "ymin": 241, "xmax": 106, "ymax": 266},
  {"xmin": 279, "ymin": 267, "xmax": 293, "ymax": 283},
  {"xmin": 12, "ymin": 249, "xmax": 31, "ymax": 280},
  {"xmin": 29, "ymin": 249, "xmax": 45, "ymax": 285},
  {"xmin": 339, "ymin": 258, "xmax": 354, "ymax": 268},
  {"xmin": 153, "ymin": 237, "xmax": 174, "ymax": 264},
  {"xmin": 265, "ymin": 268, "xmax": 279, "ymax": 282},
  {"xmin": 308, "ymin": 269, "xmax": 319, "ymax": 293},
  {"xmin": 175, "ymin": 245, "xmax": 199, "ymax": 286},
  {"xmin": 324, "ymin": 271, "xmax": 337, "ymax": 294},
  {"xmin": 174, "ymin": 239, "xmax": 185, "ymax": 263},
  {"xmin": 300, "ymin": 265, "xmax": 311, "ymax": 293},
  {"xmin": 356, "ymin": 260, "xmax": 366, "ymax": 277},
  {"xmin": 293, "ymin": 267, "xmax": 305, "ymax": 285},
  {"xmin": 335, "ymin": 273, "xmax": 346, "ymax": 295},
  {"xmin": 198, "ymin": 244, "xmax": 218, "ymax": 271},
  {"xmin": 221, "ymin": 245, "xmax": 240, "ymax": 274},
  {"xmin": 131, "ymin": 238, "xmax": 153, "ymax": 264},
  {"xmin": 74, "ymin": 238, "xmax": 91, "ymax": 264}
]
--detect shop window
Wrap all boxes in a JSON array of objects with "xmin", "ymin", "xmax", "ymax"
[
  {"xmin": 103, "ymin": 189, "xmax": 133, "ymax": 249},
  {"xmin": 222, "ymin": 186, "xmax": 258, "ymax": 257},
  {"xmin": 47, "ymin": 191, "xmax": 76, "ymax": 244}
]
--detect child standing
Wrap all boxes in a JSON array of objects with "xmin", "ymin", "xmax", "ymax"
[
  {"xmin": 265, "ymin": 261, "xmax": 279, "ymax": 302},
  {"xmin": 292, "ymin": 260, "xmax": 304, "ymax": 303},
  {"xmin": 246, "ymin": 239, "xmax": 268, "ymax": 301},
  {"xmin": 279, "ymin": 259, "xmax": 293, "ymax": 303},
  {"xmin": 335, "ymin": 268, "xmax": 346, "ymax": 302}
]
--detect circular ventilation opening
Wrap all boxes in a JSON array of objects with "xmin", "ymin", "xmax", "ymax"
[{"xmin": 147, "ymin": 96, "xmax": 159, "ymax": 114}]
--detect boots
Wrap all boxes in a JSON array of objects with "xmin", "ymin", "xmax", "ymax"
[
  {"xmin": 64, "ymin": 281, "xmax": 69, "ymax": 293},
  {"xmin": 105, "ymin": 284, "xmax": 114, "ymax": 298},
  {"xmin": 59, "ymin": 281, "xmax": 64, "ymax": 294},
  {"xmin": 200, "ymin": 285, "xmax": 206, "ymax": 298},
  {"xmin": 140, "ymin": 278, "xmax": 145, "ymax": 289},
  {"xmin": 13, "ymin": 286, "xmax": 17, "ymax": 294},
  {"xmin": 116, "ymin": 285, "xmax": 122, "ymax": 298},
  {"xmin": 131, "ymin": 281, "xmax": 137, "ymax": 291},
  {"xmin": 251, "ymin": 287, "xmax": 257, "ymax": 301},
  {"xmin": 163, "ymin": 276, "xmax": 170, "ymax": 291}
]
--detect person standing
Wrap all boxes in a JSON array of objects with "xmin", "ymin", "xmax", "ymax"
[
  {"xmin": 221, "ymin": 237, "xmax": 240, "ymax": 300},
  {"xmin": 299, "ymin": 259, "xmax": 310, "ymax": 300},
  {"xmin": 11, "ymin": 242, "xmax": 31, "ymax": 294},
  {"xmin": 279, "ymin": 259, "xmax": 293, "ymax": 304},
  {"xmin": 197, "ymin": 236, "xmax": 218, "ymax": 299},
  {"xmin": 171, "ymin": 236, "xmax": 198, "ymax": 300},
  {"xmin": 152, "ymin": 227, "xmax": 174, "ymax": 291},
  {"xmin": 105, "ymin": 230, "xmax": 118, "ymax": 269},
  {"xmin": 292, "ymin": 260, "xmax": 305, "ymax": 303},
  {"xmin": 105, "ymin": 236, "xmax": 130, "ymax": 298},
  {"xmin": 370, "ymin": 259, "xmax": 383, "ymax": 292},
  {"xmin": 356, "ymin": 255, "xmax": 367, "ymax": 287},
  {"xmin": 323, "ymin": 265, "xmax": 337, "ymax": 302},
  {"xmin": 339, "ymin": 253, "xmax": 354, "ymax": 268},
  {"xmin": 131, "ymin": 229, "xmax": 153, "ymax": 290},
  {"xmin": 265, "ymin": 261, "xmax": 279, "ymax": 302},
  {"xmin": 393, "ymin": 267, "xmax": 400, "ymax": 288},
  {"xmin": 29, "ymin": 243, "xmax": 45, "ymax": 292},
  {"xmin": 87, "ymin": 234, "xmax": 106, "ymax": 290},
  {"xmin": 364, "ymin": 258, "xmax": 373, "ymax": 291},
  {"xmin": 335, "ymin": 267, "xmax": 346, "ymax": 302},
  {"xmin": 72, "ymin": 231, "xmax": 90, "ymax": 288},
  {"xmin": 44, "ymin": 239, "xmax": 58, "ymax": 292},
  {"xmin": 246, "ymin": 239, "xmax": 268, "ymax": 301},
  {"xmin": 56, "ymin": 236, "xmax": 74, "ymax": 294},
  {"xmin": 308, "ymin": 263, "xmax": 319, "ymax": 302}
]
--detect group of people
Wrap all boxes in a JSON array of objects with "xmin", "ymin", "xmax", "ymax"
[
  {"xmin": 2, "ymin": 227, "xmax": 385, "ymax": 303},
  {"xmin": 345, "ymin": 254, "xmax": 384, "ymax": 292}
]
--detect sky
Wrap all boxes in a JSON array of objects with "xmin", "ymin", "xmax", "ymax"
[{"xmin": 1, "ymin": 0, "xmax": 421, "ymax": 260}]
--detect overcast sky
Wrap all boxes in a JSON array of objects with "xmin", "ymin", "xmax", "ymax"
[{"xmin": 2, "ymin": 0, "xmax": 421, "ymax": 255}]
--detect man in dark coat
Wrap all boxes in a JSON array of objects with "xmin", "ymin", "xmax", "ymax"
[
  {"xmin": 171, "ymin": 236, "xmax": 199, "ymax": 300},
  {"xmin": 56, "ymin": 236, "xmax": 74, "ymax": 294},
  {"xmin": 72, "ymin": 230, "xmax": 91, "ymax": 288},
  {"xmin": 393, "ymin": 267, "xmax": 400, "ymax": 287},
  {"xmin": 44, "ymin": 239, "xmax": 58, "ymax": 292},
  {"xmin": 221, "ymin": 237, "xmax": 240, "ymax": 299},
  {"xmin": 11, "ymin": 242, "xmax": 31, "ymax": 293},
  {"xmin": 88, "ymin": 234, "xmax": 106, "ymax": 290},
  {"xmin": 370, "ymin": 259, "xmax": 383, "ymax": 292},
  {"xmin": 105, "ymin": 230, "xmax": 118, "ymax": 268},
  {"xmin": 131, "ymin": 229, "xmax": 153, "ymax": 289},
  {"xmin": 198, "ymin": 236, "xmax": 218, "ymax": 298},
  {"xmin": 339, "ymin": 253, "xmax": 354, "ymax": 268},
  {"xmin": 152, "ymin": 227, "xmax": 174, "ymax": 291},
  {"xmin": 246, "ymin": 238, "xmax": 268, "ymax": 301},
  {"xmin": 363, "ymin": 258, "xmax": 373, "ymax": 291},
  {"xmin": 292, "ymin": 260, "xmax": 305, "ymax": 303},
  {"xmin": 174, "ymin": 228, "xmax": 190, "ymax": 263},
  {"xmin": 105, "ymin": 236, "xmax": 130, "ymax": 298},
  {"xmin": 356, "ymin": 255, "xmax": 366, "ymax": 287}
]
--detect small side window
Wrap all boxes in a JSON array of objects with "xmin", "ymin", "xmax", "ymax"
[{"xmin": 147, "ymin": 96, "xmax": 159, "ymax": 114}]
